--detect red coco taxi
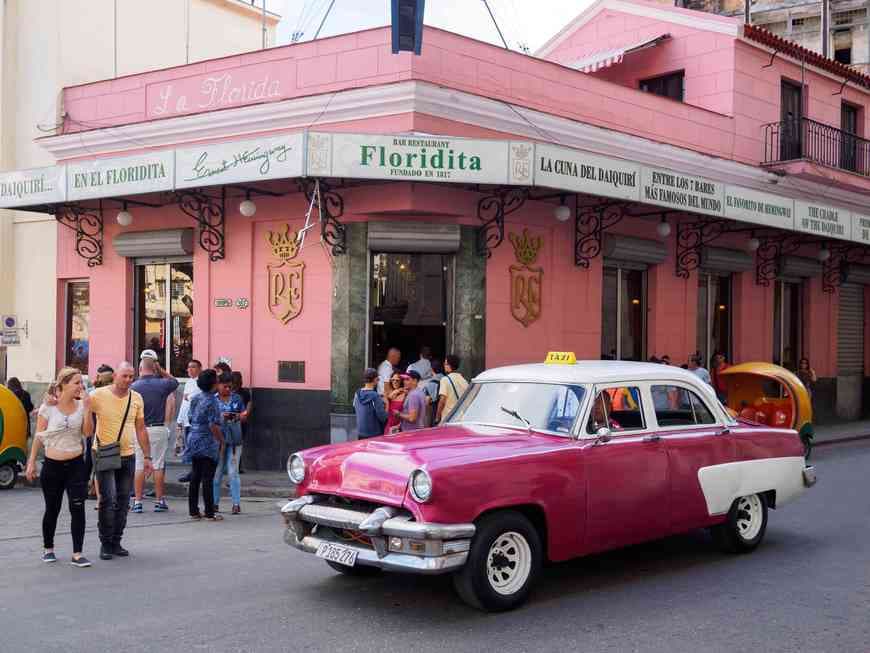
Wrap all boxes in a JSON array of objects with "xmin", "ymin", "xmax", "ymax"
[{"xmin": 280, "ymin": 355, "xmax": 816, "ymax": 612}]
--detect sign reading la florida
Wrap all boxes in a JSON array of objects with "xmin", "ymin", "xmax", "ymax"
[{"xmin": 359, "ymin": 138, "xmax": 482, "ymax": 179}]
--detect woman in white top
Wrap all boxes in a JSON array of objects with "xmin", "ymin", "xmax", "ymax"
[{"xmin": 24, "ymin": 367, "xmax": 92, "ymax": 567}]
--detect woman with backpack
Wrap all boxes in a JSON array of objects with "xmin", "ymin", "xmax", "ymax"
[
  {"xmin": 212, "ymin": 372, "xmax": 245, "ymax": 515},
  {"xmin": 353, "ymin": 368, "xmax": 388, "ymax": 438}
]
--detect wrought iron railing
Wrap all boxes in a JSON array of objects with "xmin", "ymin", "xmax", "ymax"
[{"xmin": 763, "ymin": 117, "xmax": 870, "ymax": 177}]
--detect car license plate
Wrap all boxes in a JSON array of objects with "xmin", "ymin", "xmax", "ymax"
[{"xmin": 315, "ymin": 541, "xmax": 358, "ymax": 567}]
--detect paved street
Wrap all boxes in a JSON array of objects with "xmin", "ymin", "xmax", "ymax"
[{"xmin": 2, "ymin": 441, "xmax": 869, "ymax": 653}]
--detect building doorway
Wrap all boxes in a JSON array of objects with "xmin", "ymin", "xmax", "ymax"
[
  {"xmin": 601, "ymin": 266, "xmax": 647, "ymax": 361},
  {"xmin": 369, "ymin": 252, "xmax": 453, "ymax": 370},
  {"xmin": 134, "ymin": 261, "xmax": 194, "ymax": 377}
]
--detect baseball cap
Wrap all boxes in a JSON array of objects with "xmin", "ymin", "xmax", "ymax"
[
  {"xmin": 140, "ymin": 349, "xmax": 159, "ymax": 361},
  {"xmin": 406, "ymin": 370, "xmax": 421, "ymax": 381},
  {"xmin": 363, "ymin": 367, "xmax": 378, "ymax": 383}
]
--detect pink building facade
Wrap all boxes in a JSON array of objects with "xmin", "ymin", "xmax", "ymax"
[{"xmin": 4, "ymin": 0, "xmax": 870, "ymax": 468}]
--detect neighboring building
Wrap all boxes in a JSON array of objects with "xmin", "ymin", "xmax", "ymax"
[
  {"xmin": 1, "ymin": 0, "xmax": 869, "ymax": 470},
  {"xmin": 672, "ymin": 0, "xmax": 870, "ymax": 74},
  {"xmin": 0, "ymin": 0, "xmax": 279, "ymax": 387}
]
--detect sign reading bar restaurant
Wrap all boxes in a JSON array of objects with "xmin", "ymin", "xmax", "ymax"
[
  {"xmin": 0, "ymin": 165, "xmax": 66, "ymax": 207},
  {"xmin": 794, "ymin": 201, "xmax": 851, "ymax": 241},
  {"xmin": 308, "ymin": 132, "xmax": 532, "ymax": 185},
  {"xmin": 68, "ymin": 151, "xmax": 175, "ymax": 201},
  {"xmin": 641, "ymin": 166, "xmax": 724, "ymax": 216},
  {"xmin": 535, "ymin": 143, "xmax": 640, "ymax": 202},
  {"xmin": 176, "ymin": 133, "xmax": 305, "ymax": 190},
  {"xmin": 723, "ymin": 186, "xmax": 794, "ymax": 230}
]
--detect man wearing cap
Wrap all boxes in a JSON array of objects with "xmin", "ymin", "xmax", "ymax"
[
  {"xmin": 130, "ymin": 350, "xmax": 178, "ymax": 513},
  {"xmin": 395, "ymin": 370, "xmax": 428, "ymax": 432},
  {"xmin": 353, "ymin": 368, "xmax": 388, "ymax": 439}
]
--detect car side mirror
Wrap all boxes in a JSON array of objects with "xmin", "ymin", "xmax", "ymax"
[{"xmin": 595, "ymin": 427, "xmax": 612, "ymax": 444}]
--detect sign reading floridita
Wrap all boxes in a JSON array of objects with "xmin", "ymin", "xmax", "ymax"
[
  {"xmin": 176, "ymin": 133, "xmax": 304, "ymax": 190},
  {"xmin": 67, "ymin": 152, "xmax": 174, "ymax": 201},
  {"xmin": 308, "ymin": 132, "xmax": 533, "ymax": 185},
  {"xmin": 535, "ymin": 144, "xmax": 639, "ymax": 202},
  {"xmin": 0, "ymin": 165, "xmax": 66, "ymax": 207}
]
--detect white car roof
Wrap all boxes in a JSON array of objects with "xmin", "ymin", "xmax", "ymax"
[{"xmin": 474, "ymin": 360, "xmax": 707, "ymax": 387}]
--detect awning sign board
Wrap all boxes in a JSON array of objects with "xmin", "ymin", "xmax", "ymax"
[
  {"xmin": 0, "ymin": 165, "xmax": 66, "ymax": 207},
  {"xmin": 68, "ymin": 151, "xmax": 175, "ymax": 201}
]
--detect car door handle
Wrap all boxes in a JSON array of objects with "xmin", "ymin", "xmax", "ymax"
[{"xmin": 642, "ymin": 434, "xmax": 661, "ymax": 443}]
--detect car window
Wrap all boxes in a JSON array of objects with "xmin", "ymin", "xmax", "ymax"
[
  {"xmin": 587, "ymin": 387, "xmax": 644, "ymax": 433},
  {"xmin": 448, "ymin": 382, "xmax": 586, "ymax": 434},
  {"xmin": 651, "ymin": 385, "xmax": 716, "ymax": 427}
]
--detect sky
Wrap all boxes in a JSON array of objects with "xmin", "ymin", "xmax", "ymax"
[{"xmin": 268, "ymin": 0, "xmax": 591, "ymax": 53}]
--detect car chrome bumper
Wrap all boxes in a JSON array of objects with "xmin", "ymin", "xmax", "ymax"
[
  {"xmin": 803, "ymin": 465, "xmax": 817, "ymax": 488},
  {"xmin": 280, "ymin": 495, "xmax": 474, "ymax": 575}
]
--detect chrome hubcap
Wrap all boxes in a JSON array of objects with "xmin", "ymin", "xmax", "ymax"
[
  {"xmin": 735, "ymin": 495, "xmax": 763, "ymax": 541},
  {"xmin": 486, "ymin": 531, "xmax": 532, "ymax": 596},
  {"xmin": 0, "ymin": 465, "xmax": 14, "ymax": 487}
]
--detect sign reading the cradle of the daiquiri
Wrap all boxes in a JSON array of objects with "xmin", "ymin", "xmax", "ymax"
[
  {"xmin": 308, "ymin": 132, "xmax": 533, "ymax": 185},
  {"xmin": 794, "ymin": 201, "xmax": 852, "ymax": 241}
]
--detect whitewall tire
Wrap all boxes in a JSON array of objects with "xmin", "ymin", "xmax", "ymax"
[{"xmin": 712, "ymin": 492, "xmax": 769, "ymax": 554}]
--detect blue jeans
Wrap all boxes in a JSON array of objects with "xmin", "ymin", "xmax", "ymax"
[
  {"xmin": 213, "ymin": 444, "xmax": 241, "ymax": 507},
  {"xmin": 97, "ymin": 455, "xmax": 135, "ymax": 546}
]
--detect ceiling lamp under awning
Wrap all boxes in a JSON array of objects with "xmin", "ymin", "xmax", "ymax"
[{"xmin": 569, "ymin": 34, "xmax": 671, "ymax": 74}]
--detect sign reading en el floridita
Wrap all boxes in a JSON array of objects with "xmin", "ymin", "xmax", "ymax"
[
  {"xmin": 265, "ymin": 224, "xmax": 304, "ymax": 324},
  {"xmin": 509, "ymin": 229, "xmax": 543, "ymax": 328}
]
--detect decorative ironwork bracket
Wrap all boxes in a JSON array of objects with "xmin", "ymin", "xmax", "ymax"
[
  {"xmin": 299, "ymin": 179, "xmax": 346, "ymax": 256},
  {"xmin": 755, "ymin": 234, "xmax": 803, "ymax": 286},
  {"xmin": 54, "ymin": 203, "xmax": 104, "ymax": 267},
  {"xmin": 174, "ymin": 188, "xmax": 226, "ymax": 261},
  {"xmin": 675, "ymin": 219, "xmax": 733, "ymax": 279},
  {"xmin": 822, "ymin": 244, "xmax": 868, "ymax": 293},
  {"xmin": 574, "ymin": 198, "xmax": 627, "ymax": 268},
  {"xmin": 476, "ymin": 187, "xmax": 529, "ymax": 257}
]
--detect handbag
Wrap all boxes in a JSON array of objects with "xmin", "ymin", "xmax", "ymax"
[{"xmin": 94, "ymin": 393, "xmax": 131, "ymax": 473}]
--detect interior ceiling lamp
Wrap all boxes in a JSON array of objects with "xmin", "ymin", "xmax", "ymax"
[
  {"xmin": 239, "ymin": 192, "xmax": 257, "ymax": 217},
  {"xmin": 656, "ymin": 216, "xmax": 671, "ymax": 238},
  {"xmin": 391, "ymin": 0, "xmax": 425, "ymax": 55},
  {"xmin": 116, "ymin": 201, "xmax": 133, "ymax": 226},
  {"xmin": 554, "ymin": 196, "xmax": 572, "ymax": 222}
]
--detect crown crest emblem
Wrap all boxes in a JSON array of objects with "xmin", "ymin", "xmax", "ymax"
[
  {"xmin": 265, "ymin": 224, "xmax": 300, "ymax": 262},
  {"xmin": 509, "ymin": 228, "xmax": 542, "ymax": 266}
]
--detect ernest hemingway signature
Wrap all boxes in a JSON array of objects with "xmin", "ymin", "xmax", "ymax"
[{"xmin": 185, "ymin": 143, "xmax": 292, "ymax": 181}]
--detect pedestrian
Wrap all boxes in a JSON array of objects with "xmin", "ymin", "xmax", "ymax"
[
  {"xmin": 24, "ymin": 367, "xmax": 92, "ymax": 567},
  {"xmin": 230, "ymin": 371, "xmax": 252, "ymax": 474},
  {"xmin": 407, "ymin": 346, "xmax": 434, "ymax": 380},
  {"xmin": 6, "ymin": 377, "xmax": 34, "ymax": 436},
  {"xmin": 710, "ymin": 352, "xmax": 731, "ymax": 403},
  {"xmin": 186, "ymin": 369, "xmax": 224, "ymax": 521},
  {"xmin": 353, "ymin": 368, "xmax": 388, "ymax": 438},
  {"xmin": 395, "ymin": 370, "xmax": 428, "ymax": 432},
  {"xmin": 130, "ymin": 356, "xmax": 178, "ymax": 514},
  {"xmin": 213, "ymin": 372, "xmax": 245, "ymax": 515},
  {"xmin": 423, "ymin": 359, "xmax": 444, "ymax": 426},
  {"xmin": 436, "ymin": 355, "xmax": 469, "ymax": 424},
  {"xmin": 687, "ymin": 353, "xmax": 712, "ymax": 385},
  {"xmin": 377, "ymin": 347, "xmax": 401, "ymax": 395},
  {"xmin": 87, "ymin": 366, "xmax": 114, "ymax": 511},
  {"xmin": 797, "ymin": 357, "xmax": 818, "ymax": 397},
  {"xmin": 175, "ymin": 359, "xmax": 203, "ymax": 483},
  {"xmin": 383, "ymin": 372, "xmax": 407, "ymax": 435},
  {"xmin": 83, "ymin": 362, "xmax": 152, "ymax": 561},
  {"xmin": 214, "ymin": 360, "xmax": 232, "ymax": 376},
  {"xmin": 660, "ymin": 354, "xmax": 672, "ymax": 366}
]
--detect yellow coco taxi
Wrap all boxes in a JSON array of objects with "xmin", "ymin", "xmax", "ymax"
[
  {"xmin": 719, "ymin": 362, "xmax": 814, "ymax": 458},
  {"xmin": 0, "ymin": 384, "xmax": 28, "ymax": 489}
]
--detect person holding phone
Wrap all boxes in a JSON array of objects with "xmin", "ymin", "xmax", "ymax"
[{"xmin": 213, "ymin": 372, "xmax": 245, "ymax": 514}]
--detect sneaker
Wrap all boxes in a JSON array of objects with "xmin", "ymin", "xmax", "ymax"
[
  {"xmin": 131, "ymin": 502, "xmax": 143, "ymax": 514},
  {"xmin": 70, "ymin": 556, "xmax": 92, "ymax": 568},
  {"xmin": 42, "ymin": 552, "xmax": 57, "ymax": 563},
  {"xmin": 112, "ymin": 544, "xmax": 129, "ymax": 557},
  {"xmin": 214, "ymin": 504, "xmax": 221, "ymax": 514},
  {"xmin": 99, "ymin": 545, "xmax": 114, "ymax": 561},
  {"xmin": 154, "ymin": 499, "xmax": 169, "ymax": 512},
  {"xmin": 178, "ymin": 473, "xmax": 191, "ymax": 483},
  {"xmin": 232, "ymin": 505, "xmax": 241, "ymax": 515}
]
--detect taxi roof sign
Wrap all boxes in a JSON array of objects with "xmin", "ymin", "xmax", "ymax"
[{"xmin": 545, "ymin": 352, "xmax": 576, "ymax": 364}]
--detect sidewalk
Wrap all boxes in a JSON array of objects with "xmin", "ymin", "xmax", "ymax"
[
  {"xmin": 813, "ymin": 418, "xmax": 870, "ymax": 446},
  {"xmin": 162, "ymin": 461, "xmax": 294, "ymax": 499}
]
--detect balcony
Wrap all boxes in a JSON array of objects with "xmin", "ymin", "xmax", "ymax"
[{"xmin": 763, "ymin": 117, "xmax": 870, "ymax": 177}]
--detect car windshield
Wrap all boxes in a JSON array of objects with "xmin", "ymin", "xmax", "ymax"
[{"xmin": 447, "ymin": 382, "xmax": 587, "ymax": 435}]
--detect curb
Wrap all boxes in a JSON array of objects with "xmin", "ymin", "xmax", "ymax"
[
  {"xmin": 814, "ymin": 433, "xmax": 870, "ymax": 447},
  {"xmin": 15, "ymin": 476, "xmax": 296, "ymax": 500}
]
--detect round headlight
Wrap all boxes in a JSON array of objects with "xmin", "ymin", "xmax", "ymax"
[
  {"xmin": 409, "ymin": 469, "xmax": 432, "ymax": 503},
  {"xmin": 287, "ymin": 454, "xmax": 305, "ymax": 484}
]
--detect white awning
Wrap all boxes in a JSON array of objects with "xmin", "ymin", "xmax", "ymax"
[{"xmin": 569, "ymin": 34, "xmax": 670, "ymax": 74}]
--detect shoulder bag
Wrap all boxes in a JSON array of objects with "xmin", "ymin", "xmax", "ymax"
[{"xmin": 94, "ymin": 393, "xmax": 132, "ymax": 473}]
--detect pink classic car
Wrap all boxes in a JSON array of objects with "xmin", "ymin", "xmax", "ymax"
[{"xmin": 281, "ymin": 356, "xmax": 816, "ymax": 611}]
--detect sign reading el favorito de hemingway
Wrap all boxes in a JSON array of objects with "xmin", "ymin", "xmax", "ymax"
[
  {"xmin": 723, "ymin": 186, "xmax": 794, "ymax": 230},
  {"xmin": 794, "ymin": 201, "xmax": 851, "ymax": 241},
  {"xmin": 67, "ymin": 152, "xmax": 174, "ymax": 201},
  {"xmin": 642, "ymin": 167, "xmax": 724, "ymax": 216},
  {"xmin": 308, "ymin": 132, "xmax": 533, "ymax": 185},
  {"xmin": 535, "ymin": 143, "xmax": 640, "ymax": 202},
  {"xmin": 0, "ymin": 166, "xmax": 67, "ymax": 207},
  {"xmin": 175, "ymin": 133, "xmax": 305, "ymax": 190}
]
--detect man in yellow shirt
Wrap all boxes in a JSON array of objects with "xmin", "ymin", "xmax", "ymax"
[
  {"xmin": 84, "ymin": 362, "xmax": 151, "ymax": 561},
  {"xmin": 436, "ymin": 354, "xmax": 469, "ymax": 424}
]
